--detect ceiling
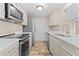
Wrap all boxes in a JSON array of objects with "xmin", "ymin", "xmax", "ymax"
[{"xmin": 22, "ymin": 3, "xmax": 67, "ymax": 17}]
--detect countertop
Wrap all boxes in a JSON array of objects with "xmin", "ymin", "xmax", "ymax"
[
  {"xmin": 0, "ymin": 38, "xmax": 19, "ymax": 51},
  {"xmin": 0, "ymin": 32, "xmax": 32, "ymax": 38},
  {"xmin": 46, "ymin": 31, "xmax": 79, "ymax": 49},
  {"xmin": 0, "ymin": 32, "xmax": 31, "ymax": 51}
]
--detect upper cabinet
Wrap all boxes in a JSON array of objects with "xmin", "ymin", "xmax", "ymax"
[
  {"xmin": 64, "ymin": 3, "xmax": 79, "ymax": 21},
  {"xmin": 12, "ymin": 3, "xmax": 27, "ymax": 25},
  {"xmin": 0, "ymin": 3, "xmax": 5, "ymax": 19},
  {"xmin": 48, "ymin": 10, "xmax": 66, "ymax": 26},
  {"xmin": 20, "ymin": 4, "xmax": 27, "ymax": 25},
  {"xmin": 22, "ymin": 10, "xmax": 27, "ymax": 25},
  {"xmin": 48, "ymin": 13, "xmax": 55, "ymax": 26},
  {"xmin": 0, "ymin": 3, "xmax": 27, "ymax": 25}
]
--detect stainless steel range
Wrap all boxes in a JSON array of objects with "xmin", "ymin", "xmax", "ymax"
[{"xmin": 18, "ymin": 34, "xmax": 29, "ymax": 56}]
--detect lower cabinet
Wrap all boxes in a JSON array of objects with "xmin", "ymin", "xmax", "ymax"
[
  {"xmin": 0, "ymin": 40, "xmax": 19, "ymax": 56},
  {"xmin": 49, "ymin": 35, "xmax": 54, "ymax": 55},
  {"xmin": 49, "ymin": 35, "xmax": 59, "ymax": 56},
  {"xmin": 53, "ymin": 43, "xmax": 59, "ymax": 56},
  {"xmin": 49, "ymin": 34, "xmax": 72, "ymax": 56},
  {"xmin": 59, "ymin": 46, "xmax": 71, "ymax": 56}
]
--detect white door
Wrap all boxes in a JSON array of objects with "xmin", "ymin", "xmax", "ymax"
[{"xmin": 34, "ymin": 18, "xmax": 47, "ymax": 41}]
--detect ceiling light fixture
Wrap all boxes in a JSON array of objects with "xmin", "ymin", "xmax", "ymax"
[{"xmin": 36, "ymin": 4, "xmax": 44, "ymax": 11}]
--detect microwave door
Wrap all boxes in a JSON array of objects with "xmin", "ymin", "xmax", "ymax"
[
  {"xmin": 10, "ymin": 4, "xmax": 22, "ymax": 20},
  {"xmin": 5, "ymin": 3, "xmax": 23, "ymax": 22}
]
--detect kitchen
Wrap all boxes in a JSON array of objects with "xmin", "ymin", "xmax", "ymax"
[{"xmin": 0, "ymin": 3, "xmax": 79, "ymax": 56}]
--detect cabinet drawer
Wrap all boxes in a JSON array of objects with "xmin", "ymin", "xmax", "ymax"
[
  {"xmin": 7, "ymin": 41, "xmax": 19, "ymax": 55},
  {"xmin": 8, "ymin": 47, "xmax": 19, "ymax": 56},
  {"xmin": 0, "ymin": 48, "xmax": 9, "ymax": 56},
  {"xmin": 9, "ymin": 41, "xmax": 19, "ymax": 50},
  {"xmin": 0, "ymin": 40, "xmax": 19, "ymax": 56},
  {"xmin": 11, "ymin": 50, "xmax": 19, "ymax": 56},
  {"xmin": 61, "ymin": 40, "xmax": 79, "ymax": 56}
]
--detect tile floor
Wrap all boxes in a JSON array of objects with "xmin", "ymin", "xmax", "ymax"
[{"xmin": 29, "ymin": 41, "xmax": 50, "ymax": 56}]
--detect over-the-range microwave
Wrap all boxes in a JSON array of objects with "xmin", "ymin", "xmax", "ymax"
[{"xmin": 5, "ymin": 3, "xmax": 23, "ymax": 23}]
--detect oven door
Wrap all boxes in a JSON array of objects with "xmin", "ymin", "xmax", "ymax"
[
  {"xmin": 5, "ymin": 3, "xmax": 23, "ymax": 23},
  {"xmin": 20, "ymin": 40, "xmax": 29, "ymax": 56},
  {"xmin": 19, "ymin": 36, "xmax": 29, "ymax": 56}
]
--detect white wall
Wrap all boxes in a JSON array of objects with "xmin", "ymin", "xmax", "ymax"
[
  {"xmin": 23, "ymin": 16, "xmax": 33, "ymax": 32},
  {"xmin": 0, "ymin": 20, "xmax": 22, "ymax": 36},
  {"xmin": 33, "ymin": 17, "xmax": 48, "ymax": 41}
]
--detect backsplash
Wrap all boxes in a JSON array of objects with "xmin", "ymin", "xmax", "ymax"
[
  {"xmin": 48, "ymin": 25, "xmax": 61, "ymax": 31},
  {"xmin": 48, "ymin": 20, "xmax": 76, "ymax": 35},
  {"xmin": 62, "ymin": 19, "xmax": 76, "ymax": 35},
  {"xmin": 0, "ymin": 20, "xmax": 22, "ymax": 36}
]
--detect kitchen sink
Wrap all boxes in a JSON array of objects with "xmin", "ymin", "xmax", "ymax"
[{"xmin": 55, "ymin": 34, "xmax": 71, "ymax": 37}]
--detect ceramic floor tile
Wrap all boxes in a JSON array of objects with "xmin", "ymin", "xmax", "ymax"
[{"xmin": 29, "ymin": 41, "xmax": 50, "ymax": 56}]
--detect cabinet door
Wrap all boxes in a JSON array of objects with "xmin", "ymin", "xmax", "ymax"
[
  {"xmin": 0, "ymin": 40, "xmax": 19, "ymax": 56},
  {"xmin": 21, "ymin": 4, "xmax": 27, "ymax": 25},
  {"xmin": 22, "ymin": 10, "xmax": 27, "ymax": 25},
  {"xmin": 48, "ymin": 10, "xmax": 65, "ymax": 26},
  {"xmin": 52, "ymin": 37, "xmax": 59, "ymax": 56},
  {"xmin": 0, "ymin": 3, "xmax": 5, "ymax": 19},
  {"xmin": 49, "ymin": 35, "xmax": 54, "ymax": 55},
  {"xmin": 59, "ymin": 46, "xmax": 71, "ymax": 56},
  {"xmin": 48, "ymin": 15, "xmax": 52, "ymax": 26},
  {"xmin": 49, "ymin": 35, "xmax": 59, "ymax": 56},
  {"xmin": 53, "ymin": 41, "xmax": 59, "ymax": 56},
  {"xmin": 48, "ymin": 14, "xmax": 55, "ymax": 26}
]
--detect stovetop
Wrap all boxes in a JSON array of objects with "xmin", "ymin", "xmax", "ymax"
[
  {"xmin": 0, "ymin": 33, "xmax": 29, "ymax": 40},
  {"xmin": 17, "ymin": 34, "xmax": 29, "ymax": 39}
]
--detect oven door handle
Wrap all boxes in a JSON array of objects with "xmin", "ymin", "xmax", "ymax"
[{"xmin": 20, "ymin": 39, "xmax": 29, "ymax": 45}]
